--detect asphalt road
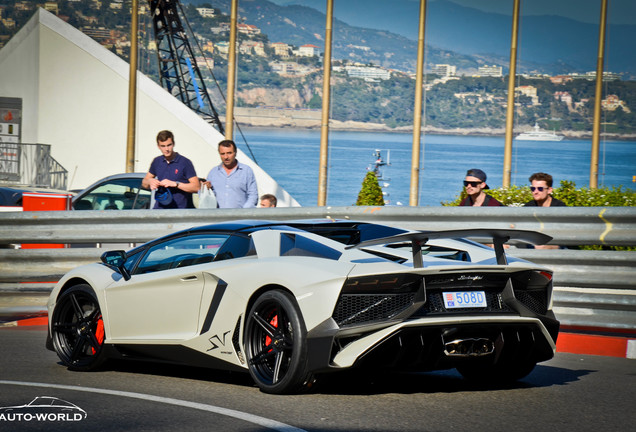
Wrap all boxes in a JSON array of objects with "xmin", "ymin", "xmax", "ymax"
[{"xmin": 1, "ymin": 325, "xmax": 634, "ymax": 432}]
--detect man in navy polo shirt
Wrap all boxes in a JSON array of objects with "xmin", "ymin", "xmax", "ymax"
[{"xmin": 142, "ymin": 130, "xmax": 200, "ymax": 209}]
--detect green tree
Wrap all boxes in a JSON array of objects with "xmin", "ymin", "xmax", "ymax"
[{"xmin": 356, "ymin": 172, "xmax": 385, "ymax": 206}]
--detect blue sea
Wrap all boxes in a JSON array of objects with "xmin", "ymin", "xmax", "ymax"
[{"xmin": 238, "ymin": 128, "xmax": 636, "ymax": 207}]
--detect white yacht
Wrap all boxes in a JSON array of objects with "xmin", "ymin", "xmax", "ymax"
[{"xmin": 516, "ymin": 123, "xmax": 564, "ymax": 141}]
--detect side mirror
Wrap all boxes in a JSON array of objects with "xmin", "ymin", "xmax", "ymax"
[{"xmin": 100, "ymin": 250, "xmax": 131, "ymax": 281}]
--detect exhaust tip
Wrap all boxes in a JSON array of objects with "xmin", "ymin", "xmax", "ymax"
[{"xmin": 444, "ymin": 338, "xmax": 495, "ymax": 357}]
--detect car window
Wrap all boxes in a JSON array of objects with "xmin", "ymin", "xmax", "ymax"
[
  {"xmin": 124, "ymin": 249, "xmax": 144, "ymax": 273},
  {"xmin": 135, "ymin": 234, "xmax": 230, "ymax": 275},
  {"xmin": 280, "ymin": 233, "xmax": 342, "ymax": 260},
  {"xmin": 74, "ymin": 178, "xmax": 150, "ymax": 210},
  {"xmin": 213, "ymin": 234, "xmax": 256, "ymax": 262}
]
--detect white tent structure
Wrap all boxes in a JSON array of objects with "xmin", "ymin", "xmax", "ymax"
[{"xmin": 0, "ymin": 9, "xmax": 299, "ymax": 207}]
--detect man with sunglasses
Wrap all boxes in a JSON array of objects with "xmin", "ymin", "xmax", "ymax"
[
  {"xmin": 524, "ymin": 172, "xmax": 566, "ymax": 207},
  {"xmin": 459, "ymin": 168, "xmax": 503, "ymax": 206}
]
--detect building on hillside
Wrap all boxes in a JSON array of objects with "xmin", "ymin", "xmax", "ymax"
[
  {"xmin": 270, "ymin": 42, "xmax": 290, "ymax": 57},
  {"xmin": 298, "ymin": 44, "xmax": 319, "ymax": 57},
  {"xmin": 345, "ymin": 65, "xmax": 391, "ymax": 81},
  {"xmin": 431, "ymin": 64, "xmax": 456, "ymax": 77},
  {"xmin": 1, "ymin": 17, "xmax": 15, "ymax": 29},
  {"xmin": 44, "ymin": 2, "xmax": 60, "ymax": 14},
  {"xmin": 195, "ymin": 56, "xmax": 213, "ymax": 70},
  {"xmin": 270, "ymin": 62, "xmax": 316, "ymax": 77},
  {"xmin": 240, "ymin": 40, "xmax": 265, "ymax": 56},
  {"xmin": 81, "ymin": 27, "xmax": 119, "ymax": 46},
  {"xmin": 602, "ymin": 95, "xmax": 631, "ymax": 112},
  {"xmin": 215, "ymin": 41, "xmax": 229, "ymax": 55},
  {"xmin": 550, "ymin": 75, "xmax": 573, "ymax": 84},
  {"xmin": 568, "ymin": 71, "xmax": 620, "ymax": 81},
  {"xmin": 15, "ymin": 2, "xmax": 32, "ymax": 11},
  {"xmin": 196, "ymin": 7, "xmax": 216, "ymax": 18},
  {"xmin": 237, "ymin": 23, "xmax": 260, "ymax": 36},
  {"xmin": 515, "ymin": 85, "xmax": 539, "ymax": 105},
  {"xmin": 202, "ymin": 41, "xmax": 214, "ymax": 54},
  {"xmin": 454, "ymin": 92, "xmax": 495, "ymax": 104},
  {"xmin": 554, "ymin": 91, "xmax": 573, "ymax": 107},
  {"xmin": 271, "ymin": 62, "xmax": 295, "ymax": 76},
  {"xmin": 476, "ymin": 65, "xmax": 503, "ymax": 77},
  {"xmin": 211, "ymin": 23, "xmax": 230, "ymax": 35}
]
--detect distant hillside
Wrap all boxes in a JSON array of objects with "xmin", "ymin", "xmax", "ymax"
[
  {"xmin": 190, "ymin": 0, "xmax": 485, "ymax": 73},
  {"xmin": 212, "ymin": 0, "xmax": 636, "ymax": 77}
]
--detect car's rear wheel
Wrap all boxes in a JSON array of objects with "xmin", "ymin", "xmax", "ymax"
[
  {"xmin": 50, "ymin": 284, "xmax": 106, "ymax": 371},
  {"xmin": 244, "ymin": 290, "xmax": 314, "ymax": 394}
]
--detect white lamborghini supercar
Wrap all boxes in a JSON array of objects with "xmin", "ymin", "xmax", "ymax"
[{"xmin": 46, "ymin": 220, "xmax": 560, "ymax": 394}]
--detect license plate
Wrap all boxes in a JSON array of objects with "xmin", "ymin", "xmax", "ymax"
[{"xmin": 443, "ymin": 291, "xmax": 487, "ymax": 309}]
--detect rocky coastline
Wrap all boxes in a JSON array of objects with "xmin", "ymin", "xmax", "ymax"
[{"xmin": 230, "ymin": 108, "xmax": 636, "ymax": 141}]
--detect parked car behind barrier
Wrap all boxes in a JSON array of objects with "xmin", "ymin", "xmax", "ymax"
[{"xmin": 71, "ymin": 173, "xmax": 153, "ymax": 210}]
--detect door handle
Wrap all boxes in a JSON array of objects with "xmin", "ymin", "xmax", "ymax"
[{"xmin": 180, "ymin": 275, "xmax": 198, "ymax": 281}]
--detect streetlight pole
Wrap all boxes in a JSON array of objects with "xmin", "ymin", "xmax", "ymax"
[
  {"xmin": 590, "ymin": 0, "xmax": 608, "ymax": 189},
  {"xmin": 502, "ymin": 0, "xmax": 520, "ymax": 188},
  {"xmin": 409, "ymin": 0, "xmax": 427, "ymax": 206},
  {"xmin": 125, "ymin": 0, "xmax": 138, "ymax": 173},
  {"xmin": 225, "ymin": 0, "xmax": 239, "ymax": 141},
  {"xmin": 317, "ymin": 0, "xmax": 334, "ymax": 207}
]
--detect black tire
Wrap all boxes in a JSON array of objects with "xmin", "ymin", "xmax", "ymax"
[
  {"xmin": 457, "ymin": 358, "xmax": 537, "ymax": 383},
  {"xmin": 50, "ymin": 284, "xmax": 107, "ymax": 371},
  {"xmin": 244, "ymin": 290, "xmax": 314, "ymax": 394}
]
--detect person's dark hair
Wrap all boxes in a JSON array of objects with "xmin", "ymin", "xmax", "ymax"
[
  {"xmin": 218, "ymin": 139, "xmax": 237, "ymax": 152},
  {"xmin": 156, "ymin": 130, "xmax": 174, "ymax": 144},
  {"xmin": 260, "ymin": 194, "xmax": 277, "ymax": 207},
  {"xmin": 529, "ymin": 172, "xmax": 553, "ymax": 187}
]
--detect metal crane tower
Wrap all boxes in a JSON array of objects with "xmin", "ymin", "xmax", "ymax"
[{"xmin": 148, "ymin": 0, "xmax": 224, "ymax": 134}]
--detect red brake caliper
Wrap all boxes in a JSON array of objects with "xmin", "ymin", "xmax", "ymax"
[
  {"xmin": 265, "ymin": 315, "xmax": 278, "ymax": 350},
  {"xmin": 91, "ymin": 315, "xmax": 105, "ymax": 355}
]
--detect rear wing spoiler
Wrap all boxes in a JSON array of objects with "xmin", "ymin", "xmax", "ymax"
[{"xmin": 345, "ymin": 229, "xmax": 552, "ymax": 267}]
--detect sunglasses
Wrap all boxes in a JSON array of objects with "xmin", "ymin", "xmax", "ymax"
[
  {"xmin": 530, "ymin": 186, "xmax": 545, "ymax": 192},
  {"xmin": 463, "ymin": 181, "xmax": 482, "ymax": 187}
]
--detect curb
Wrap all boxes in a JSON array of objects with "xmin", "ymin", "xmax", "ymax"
[
  {"xmin": 0, "ymin": 316, "xmax": 48, "ymax": 327},
  {"xmin": 557, "ymin": 332, "xmax": 636, "ymax": 359}
]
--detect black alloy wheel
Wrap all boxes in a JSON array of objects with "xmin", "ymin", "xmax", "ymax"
[
  {"xmin": 50, "ymin": 284, "xmax": 107, "ymax": 371},
  {"xmin": 244, "ymin": 290, "xmax": 314, "ymax": 394}
]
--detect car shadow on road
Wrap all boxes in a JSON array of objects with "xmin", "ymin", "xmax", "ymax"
[
  {"xmin": 314, "ymin": 364, "xmax": 593, "ymax": 395},
  {"xmin": 95, "ymin": 358, "xmax": 593, "ymax": 395},
  {"xmin": 101, "ymin": 359, "xmax": 257, "ymax": 388}
]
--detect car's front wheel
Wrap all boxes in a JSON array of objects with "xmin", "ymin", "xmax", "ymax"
[
  {"xmin": 244, "ymin": 290, "xmax": 314, "ymax": 394},
  {"xmin": 50, "ymin": 284, "xmax": 107, "ymax": 371}
]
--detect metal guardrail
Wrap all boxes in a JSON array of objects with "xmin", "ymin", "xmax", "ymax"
[
  {"xmin": 0, "ymin": 206, "xmax": 635, "ymax": 330},
  {"xmin": 0, "ymin": 206, "xmax": 635, "ymax": 246}
]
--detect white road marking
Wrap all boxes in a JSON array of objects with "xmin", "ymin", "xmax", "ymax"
[{"xmin": 0, "ymin": 380, "xmax": 307, "ymax": 432}]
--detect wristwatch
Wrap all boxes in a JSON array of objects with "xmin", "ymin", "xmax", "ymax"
[{"xmin": 175, "ymin": 181, "xmax": 180, "ymax": 188}]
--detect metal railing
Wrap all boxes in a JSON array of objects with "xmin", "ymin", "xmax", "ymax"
[
  {"xmin": 0, "ymin": 143, "xmax": 68, "ymax": 189},
  {"xmin": 0, "ymin": 206, "xmax": 635, "ymax": 331}
]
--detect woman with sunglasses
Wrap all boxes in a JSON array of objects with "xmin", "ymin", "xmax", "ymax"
[
  {"xmin": 459, "ymin": 168, "xmax": 503, "ymax": 206},
  {"xmin": 524, "ymin": 172, "xmax": 567, "ymax": 207}
]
